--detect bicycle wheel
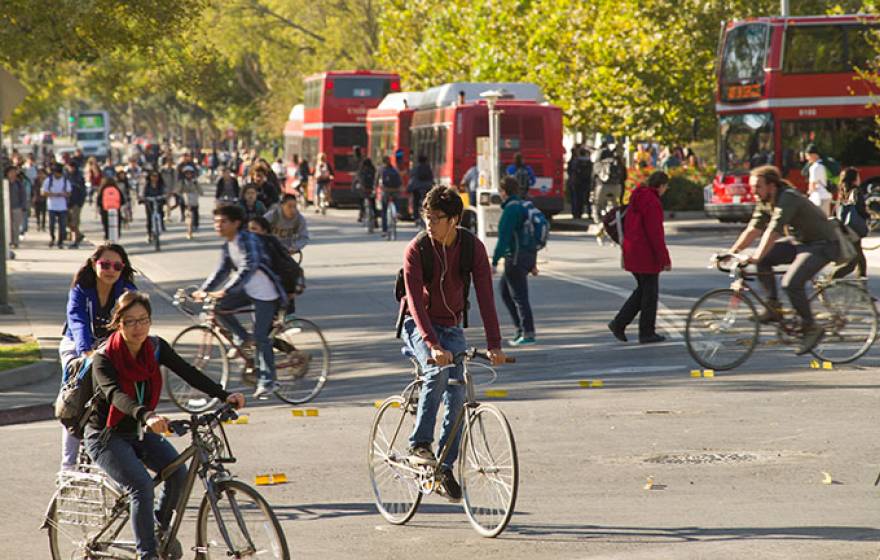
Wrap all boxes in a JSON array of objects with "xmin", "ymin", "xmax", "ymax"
[
  {"xmin": 810, "ymin": 281, "xmax": 878, "ymax": 364},
  {"xmin": 685, "ymin": 288, "xmax": 760, "ymax": 371},
  {"xmin": 271, "ymin": 317, "xmax": 330, "ymax": 404},
  {"xmin": 153, "ymin": 213, "xmax": 161, "ymax": 251},
  {"xmin": 368, "ymin": 396, "xmax": 422, "ymax": 525},
  {"xmin": 47, "ymin": 474, "xmax": 130, "ymax": 560},
  {"xmin": 387, "ymin": 202, "xmax": 397, "ymax": 241},
  {"xmin": 168, "ymin": 325, "xmax": 229, "ymax": 413},
  {"xmin": 196, "ymin": 479, "xmax": 290, "ymax": 560},
  {"xmin": 459, "ymin": 403, "xmax": 518, "ymax": 538}
]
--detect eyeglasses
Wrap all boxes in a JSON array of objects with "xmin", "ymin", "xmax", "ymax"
[
  {"xmin": 97, "ymin": 260, "xmax": 125, "ymax": 271},
  {"xmin": 422, "ymin": 211, "xmax": 450, "ymax": 224},
  {"xmin": 121, "ymin": 317, "xmax": 151, "ymax": 328}
]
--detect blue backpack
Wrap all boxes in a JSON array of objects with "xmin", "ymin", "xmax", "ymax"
[{"xmin": 517, "ymin": 199, "xmax": 549, "ymax": 251}]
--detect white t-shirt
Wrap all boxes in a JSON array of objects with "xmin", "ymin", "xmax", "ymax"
[
  {"xmin": 227, "ymin": 235, "xmax": 279, "ymax": 301},
  {"xmin": 809, "ymin": 161, "xmax": 828, "ymax": 189},
  {"xmin": 42, "ymin": 175, "xmax": 71, "ymax": 212}
]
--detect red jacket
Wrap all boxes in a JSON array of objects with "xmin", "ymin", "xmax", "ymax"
[{"xmin": 622, "ymin": 186, "xmax": 671, "ymax": 274}]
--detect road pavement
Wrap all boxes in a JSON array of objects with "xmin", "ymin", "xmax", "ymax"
[{"xmin": 1, "ymin": 184, "xmax": 879, "ymax": 559}]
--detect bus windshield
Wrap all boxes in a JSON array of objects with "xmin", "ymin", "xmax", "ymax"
[
  {"xmin": 720, "ymin": 23, "xmax": 769, "ymax": 86},
  {"xmin": 718, "ymin": 113, "xmax": 774, "ymax": 174},
  {"xmin": 331, "ymin": 78, "xmax": 392, "ymax": 99}
]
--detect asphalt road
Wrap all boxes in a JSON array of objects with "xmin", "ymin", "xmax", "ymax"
[{"xmin": 2, "ymin": 192, "xmax": 880, "ymax": 559}]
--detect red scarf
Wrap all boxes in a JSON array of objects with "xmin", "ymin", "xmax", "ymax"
[{"xmin": 104, "ymin": 331, "xmax": 162, "ymax": 428}]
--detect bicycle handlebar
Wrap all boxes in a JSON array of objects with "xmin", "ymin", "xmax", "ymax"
[
  {"xmin": 426, "ymin": 347, "xmax": 517, "ymax": 366},
  {"xmin": 167, "ymin": 403, "xmax": 239, "ymax": 436},
  {"xmin": 711, "ymin": 252, "xmax": 750, "ymax": 274}
]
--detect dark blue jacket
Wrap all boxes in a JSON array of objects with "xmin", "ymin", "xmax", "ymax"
[
  {"xmin": 63, "ymin": 279, "xmax": 138, "ymax": 355},
  {"xmin": 200, "ymin": 230, "xmax": 287, "ymax": 305},
  {"xmin": 67, "ymin": 169, "xmax": 87, "ymax": 206}
]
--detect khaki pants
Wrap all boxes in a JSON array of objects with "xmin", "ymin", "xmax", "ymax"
[{"xmin": 9, "ymin": 208, "xmax": 23, "ymax": 247}]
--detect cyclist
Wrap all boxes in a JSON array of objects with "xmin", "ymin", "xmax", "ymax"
[
  {"xmin": 355, "ymin": 157, "xmax": 378, "ymax": 229},
  {"xmin": 401, "ymin": 186, "xmax": 507, "ymax": 501},
  {"xmin": 214, "ymin": 165, "xmax": 240, "ymax": 207},
  {"xmin": 84, "ymin": 291, "xmax": 245, "ymax": 560},
  {"xmin": 378, "ymin": 156, "xmax": 403, "ymax": 236},
  {"xmin": 140, "ymin": 170, "xmax": 166, "ymax": 243},
  {"xmin": 314, "ymin": 153, "xmax": 334, "ymax": 212},
  {"xmin": 193, "ymin": 204, "xmax": 287, "ymax": 398},
  {"xmin": 264, "ymin": 193, "xmax": 309, "ymax": 253},
  {"xmin": 727, "ymin": 165, "xmax": 841, "ymax": 355},
  {"xmin": 239, "ymin": 184, "xmax": 267, "ymax": 222}
]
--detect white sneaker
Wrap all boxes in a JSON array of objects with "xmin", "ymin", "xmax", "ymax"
[{"xmin": 253, "ymin": 381, "xmax": 280, "ymax": 400}]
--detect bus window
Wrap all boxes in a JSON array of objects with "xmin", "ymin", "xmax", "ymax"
[
  {"xmin": 332, "ymin": 78, "xmax": 392, "ymax": 99},
  {"xmin": 718, "ymin": 113, "xmax": 774, "ymax": 174},
  {"xmin": 304, "ymin": 80, "xmax": 321, "ymax": 108},
  {"xmin": 781, "ymin": 118, "xmax": 880, "ymax": 167},
  {"xmin": 332, "ymin": 126, "xmax": 368, "ymax": 148},
  {"xmin": 720, "ymin": 23, "xmax": 769, "ymax": 86},
  {"xmin": 783, "ymin": 25, "xmax": 846, "ymax": 73}
]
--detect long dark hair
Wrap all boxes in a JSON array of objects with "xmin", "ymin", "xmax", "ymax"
[{"xmin": 71, "ymin": 243, "xmax": 136, "ymax": 289}]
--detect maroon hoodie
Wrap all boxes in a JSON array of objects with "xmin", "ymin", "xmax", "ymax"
[{"xmin": 402, "ymin": 232, "xmax": 502, "ymax": 350}]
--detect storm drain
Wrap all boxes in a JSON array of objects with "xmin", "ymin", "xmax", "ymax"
[{"xmin": 644, "ymin": 452, "xmax": 759, "ymax": 465}]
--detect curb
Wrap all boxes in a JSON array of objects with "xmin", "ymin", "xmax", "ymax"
[
  {"xmin": 0, "ymin": 358, "xmax": 57, "ymax": 391},
  {"xmin": 0, "ymin": 403, "xmax": 54, "ymax": 426}
]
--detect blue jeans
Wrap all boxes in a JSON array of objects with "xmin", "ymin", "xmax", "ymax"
[
  {"xmin": 215, "ymin": 291, "xmax": 279, "ymax": 386},
  {"xmin": 84, "ymin": 428, "xmax": 186, "ymax": 558},
  {"xmin": 380, "ymin": 193, "xmax": 403, "ymax": 232},
  {"xmin": 49, "ymin": 210, "xmax": 67, "ymax": 245},
  {"xmin": 404, "ymin": 318, "xmax": 467, "ymax": 469},
  {"xmin": 499, "ymin": 250, "xmax": 537, "ymax": 337}
]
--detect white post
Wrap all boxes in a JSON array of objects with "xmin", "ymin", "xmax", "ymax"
[
  {"xmin": 108, "ymin": 208, "xmax": 119, "ymax": 242},
  {"xmin": 477, "ymin": 90, "xmax": 504, "ymax": 245},
  {"xmin": 781, "ymin": 0, "xmax": 789, "ymax": 16}
]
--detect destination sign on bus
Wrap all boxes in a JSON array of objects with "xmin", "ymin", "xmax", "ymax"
[
  {"xmin": 725, "ymin": 84, "xmax": 762, "ymax": 101},
  {"xmin": 77, "ymin": 114, "xmax": 105, "ymax": 129}
]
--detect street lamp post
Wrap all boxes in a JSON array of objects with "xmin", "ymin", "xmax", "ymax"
[{"xmin": 478, "ymin": 90, "xmax": 504, "ymax": 244}]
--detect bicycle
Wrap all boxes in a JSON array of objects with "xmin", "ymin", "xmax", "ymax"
[
  {"xmin": 43, "ymin": 404, "xmax": 290, "ymax": 559},
  {"xmin": 684, "ymin": 253, "xmax": 878, "ymax": 371},
  {"xmin": 368, "ymin": 348, "xmax": 518, "ymax": 538},
  {"xmin": 167, "ymin": 287, "xmax": 330, "ymax": 412},
  {"xmin": 142, "ymin": 194, "xmax": 166, "ymax": 252}
]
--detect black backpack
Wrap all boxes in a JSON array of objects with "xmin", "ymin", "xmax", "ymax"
[
  {"xmin": 256, "ymin": 233, "xmax": 304, "ymax": 296},
  {"xmin": 394, "ymin": 229, "xmax": 475, "ymax": 338},
  {"xmin": 601, "ymin": 204, "xmax": 629, "ymax": 245}
]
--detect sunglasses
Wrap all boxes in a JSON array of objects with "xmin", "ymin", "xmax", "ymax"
[{"xmin": 96, "ymin": 259, "xmax": 125, "ymax": 272}]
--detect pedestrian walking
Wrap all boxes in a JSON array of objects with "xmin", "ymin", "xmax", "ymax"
[
  {"xmin": 314, "ymin": 153, "xmax": 333, "ymax": 211},
  {"xmin": 42, "ymin": 163, "xmax": 72, "ymax": 248},
  {"xmin": 66, "ymin": 161, "xmax": 87, "ymax": 248},
  {"xmin": 832, "ymin": 167, "xmax": 868, "ymax": 279},
  {"xmin": 567, "ymin": 147, "xmax": 593, "ymax": 220},
  {"xmin": 179, "ymin": 165, "xmax": 203, "ymax": 234},
  {"xmin": 5, "ymin": 165, "xmax": 27, "ymax": 248},
  {"xmin": 97, "ymin": 178, "xmax": 124, "ymax": 241},
  {"xmin": 408, "ymin": 154, "xmax": 434, "ymax": 229},
  {"xmin": 32, "ymin": 167, "xmax": 48, "ymax": 232},
  {"xmin": 608, "ymin": 171, "xmax": 671, "ymax": 344},
  {"xmin": 492, "ymin": 176, "xmax": 538, "ymax": 346},
  {"xmin": 459, "ymin": 163, "xmax": 479, "ymax": 207},
  {"xmin": 805, "ymin": 144, "xmax": 832, "ymax": 216}
]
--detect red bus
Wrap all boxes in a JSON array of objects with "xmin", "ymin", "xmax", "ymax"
[
  {"xmin": 293, "ymin": 70, "xmax": 401, "ymax": 206},
  {"xmin": 392, "ymin": 82, "xmax": 564, "ymax": 217},
  {"xmin": 707, "ymin": 14, "xmax": 880, "ymax": 221}
]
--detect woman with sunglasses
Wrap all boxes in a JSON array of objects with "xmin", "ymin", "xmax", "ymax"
[{"xmin": 58, "ymin": 243, "xmax": 137, "ymax": 470}]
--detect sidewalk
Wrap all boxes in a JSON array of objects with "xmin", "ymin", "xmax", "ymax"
[{"xmin": 0, "ymin": 218, "xmax": 102, "ymax": 425}]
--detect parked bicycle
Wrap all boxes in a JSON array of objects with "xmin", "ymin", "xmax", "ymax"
[
  {"xmin": 684, "ymin": 253, "xmax": 878, "ymax": 371},
  {"xmin": 168, "ymin": 287, "xmax": 330, "ymax": 412},
  {"xmin": 142, "ymin": 194, "xmax": 166, "ymax": 252},
  {"xmin": 44, "ymin": 404, "xmax": 290, "ymax": 559},
  {"xmin": 368, "ymin": 348, "xmax": 518, "ymax": 538}
]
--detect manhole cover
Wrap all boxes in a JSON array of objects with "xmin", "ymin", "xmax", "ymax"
[{"xmin": 645, "ymin": 452, "xmax": 759, "ymax": 465}]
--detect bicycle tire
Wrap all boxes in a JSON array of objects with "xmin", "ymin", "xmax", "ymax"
[
  {"xmin": 47, "ymin": 474, "xmax": 129, "ymax": 560},
  {"xmin": 368, "ymin": 396, "xmax": 422, "ymax": 525},
  {"xmin": 195, "ymin": 479, "xmax": 290, "ymax": 560},
  {"xmin": 459, "ymin": 403, "xmax": 519, "ymax": 538},
  {"xmin": 271, "ymin": 317, "xmax": 330, "ymax": 405},
  {"xmin": 168, "ymin": 325, "xmax": 229, "ymax": 413},
  {"xmin": 810, "ymin": 281, "xmax": 879, "ymax": 364},
  {"xmin": 388, "ymin": 202, "xmax": 397, "ymax": 241},
  {"xmin": 685, "ymin": 288, "xmax": 759, "ymax": 371}
]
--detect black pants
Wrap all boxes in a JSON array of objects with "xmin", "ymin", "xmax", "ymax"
[
  {"xmin": 613, "ymin": 273, "xmax": 659, "ymax": 339},
  {"xmin": 100, "ymin": 210, "xmax": 121, "ymax": 240},
  {"xmin": 756, "ymin": 237, "xmax": 836, "ymax": 325},
  {"xmin": 831, "ymin": 242, "xmax": 867, "ymax": 279},
  {"xmin": 499, "ymin": 251, "xmax": 537, "ymax": 337},
  {"xmin": 570, "ymin": 181, "xmax": 590, "ymax": 220}
]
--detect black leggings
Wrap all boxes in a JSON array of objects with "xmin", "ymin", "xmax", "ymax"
[{"xmin": 613, "ymin": 273, "xmax": 659, "ymax": 338}]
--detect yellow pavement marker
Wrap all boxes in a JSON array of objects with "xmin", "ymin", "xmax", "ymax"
[
  {"xmin": 223, "ymin": 415, "xmax": 249, "ymax": 425},
  {"xmin": 822, "ymin": 471, "xmax": 834, "ymax": 485},
  {"xmin": 810, "ymin": 360, "xmax": 820, "ymax": 369},
  {"xmin": 255, "ymin": 473, "xmax": 288, "ymax": 486},
  {"xmin": 578, "ymin": 380, "xmax": 604, "ymax": 388},
  {"xmin": 644, "ymin": 476, "xmax": 655, "ymax": 490},
  {"xmin": 822, "ymin": 361, "xmax": 833, "ymax": 370},
  {"xmin": 306, "ymin": 408, "xmax": 319, "ymax": 417},
  {"xmin": 703, "ymin": 370, "xmax": 715, "ymax": 378},
  {"xmin": 485, "ymin": 389, "xmax": 508, "ymax": 398},
  {"xmin": 291, "ymin": 408, "xmax": 320, "ymax": 417},
  {"xmin": 690, "ymin": 369, "xmax": 702, "ymax": 378},
  {"xmin": 689, "ymin": 369, "xmax": 715, "ymax": 378}
]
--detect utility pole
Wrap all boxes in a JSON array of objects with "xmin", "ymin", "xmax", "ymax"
[
  {"xmin": 781, "ymin": 0, "xmax": 790, "ymax": 16},
  {"xmin": 0, "ymin": 67, "xmax": 27, "ymax": 314}
]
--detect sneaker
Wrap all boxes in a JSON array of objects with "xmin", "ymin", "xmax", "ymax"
[
  {"xmin": 756, "ymin": 300, "xmax": 783, "ymax": 324},
  {"xmin": 608, "ymin": 321, "xmax": 627, "ymax": 342},
  {"xmin": 253, "ymin": 381, "xmax": 280, "ymax": 400},
  {"xmin": 407, "ymin": 444, "xmax": 437, "ymax": 466},
  {"xmin": 796, "ymin": 324, "xmax": 824, "ymax": 355},
  {"xmin": 508, "ymin": 335, "xmax": 536, "ymax": 347},
  {"xmin": 639, "ymin": 334, "xmax": 667, "ymax": 344},
  {"xmin": 437, "ymin": 466, "xmax": 462, "ymax": 502}
]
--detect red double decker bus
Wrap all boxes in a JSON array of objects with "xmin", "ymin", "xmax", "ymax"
[
  {"xmin": 707, "ymin": 14, "xmax": 880, "ymax": 222},
  {"xmin": 370, "ymin": 82, "xmax": 564, "ymax": 217},
  {"xmin": 289, "ymin": 70, "xmax": 400, "ymax": 205}
]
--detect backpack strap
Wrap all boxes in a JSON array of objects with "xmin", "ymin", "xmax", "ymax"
[
  {"xmin": 458, "ymin": 228, "xmax": 475, "ymax": 329},
  {"xmin": 416, "ymin": 231, "xmax": 434, "ymax": 291}
]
